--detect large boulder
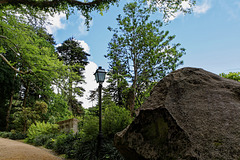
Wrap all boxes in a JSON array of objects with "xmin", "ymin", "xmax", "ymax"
[{"xmin": 115, "ymin": 67, "xmax": 240, "ymax": 160}]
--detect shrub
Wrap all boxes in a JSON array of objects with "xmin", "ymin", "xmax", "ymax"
[
  {"xmin": 103, "ymin": 104, "xmax": 132, "ymax": 138},
  {"xmin": 101, "ymin": 140, "xmax": 124, "ymax": 160},
  {"xmin": 80, "ymin": 115, "xmax": 99, "ymax": 142},
  {"xmin": 0, "ymin": 132, "xmax": 11, "ymax": 138},
  {"xmin": 33, "ymin": 134, "xmax": 50, "ymax": 146},
  {"xmin": 53, "ymin": 134, "xmax": 68, "ymax": 154},
  {"xmin": 26, "ymin": 121, "xmax": 59, "ymax": 143},
  {"xmin": 74, "ymin": 140, "xmax": 98, "ymax": 160},
  {"xmin": 0, "ymin": 131, "xmax": 26, "ymax": 139},
  {"xmin": 53, "ymin": 133, "xmax": 81, "ymax": 157},
  {"xmin": 44, "ymin": 137, "xmax": 55, "ymax": 149},
  {"xmin": 73, "ymin": 139, "xmax": 124, "ymax": 160},
  {"xmin": 9, "ymin": 132, "xmax": 26, "ymax": 140}
]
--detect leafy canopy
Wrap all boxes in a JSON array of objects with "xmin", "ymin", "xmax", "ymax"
[
  {"xmin": 0, "ymin": 0, "xmax": 196, "ymax": 26},
  {"xmin": 106, "ymin": 1, "xmax": 186, "ymax": 112}
]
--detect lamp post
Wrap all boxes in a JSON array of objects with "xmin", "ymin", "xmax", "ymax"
[{"xmin": 94, "ymin": 66, "xmax": 106, "ymax": 158}]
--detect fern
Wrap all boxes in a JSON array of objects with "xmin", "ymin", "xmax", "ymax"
[{"xmin": 26, "ymin": 121, "xmax": 59, "ymax": 143}]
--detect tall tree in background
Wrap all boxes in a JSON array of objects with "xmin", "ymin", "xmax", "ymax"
[
  {"xmin": 106, "ymin": 1, "xmax": 186, "ymax": 115},
  {"xmin": 105, "ymin": 39, "xmax": 129, "ymax": 107},
  {"xmin": 57, "ymin": 37, "xmax": 90, "ymax": 115}
]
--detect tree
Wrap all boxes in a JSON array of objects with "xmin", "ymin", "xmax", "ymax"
[
  {"xmin": 0, "ymin": 0, "xmax": 195, "ymax": 27},
  {"xmin": 220, "ymin": 72, "xmax": 240, "ymax": 82},
  {"xmin": 0, "ymin": 50, "xmax": 21, "ymax": 131},
  {"xmin": 106, "ymin": 1, "xmax": 186, "ymax": 114},
  {"xmin": 105, "ymin": 48, "xmax": 129, "ymax": 107},
  {"xmin": 0, "ymin": 8, "xmax": 70, "ymax": 131},
  {"xmin": 57, "ymin": 37, "xmax": 90, "ymax": 115}
]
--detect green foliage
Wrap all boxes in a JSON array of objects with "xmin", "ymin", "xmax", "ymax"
[
  {"xmin": 0, "ymin": 131, "xmax": 12, "ymax": 138},
  {"xmin": 73, "ymin": 139, "xmax": 124, "ymax": 160},
  {"xmin": 220, "ymin": 72, "xmax": 240, "ymax": 82},
  {"xmin": 47, "ymin": 94, "xmax": 73, "ymax": 123},
  {"xmin": 26, "ymin": 121, "xmax": 59, "ymax": 143},
  {"xmin": 146, "ymin": 0, "xmax": 196, "ymax": 21},
  {"xmin": 74, "ymin": 140, "xmax": 98, "ymax": 160},
  {"xmin": 33, "ymin": 134, "xmax": 52, "ymax": 146},
  {"xmin": 0, "ymin": 0, "xmax": 121, "ymax": 29},
  {"xmin": 0, "ymin": 131, "xmax": 26, "ymax": 140},
  {"xmin": 106, "ymin": 1, "xmax": 186, "ymax": 113},
  {"xmin": 0, "ymin": 0, "xmax": 195, "ymax": 30},
  {"xmin": 80, "ymin": 115, "xmax": 99, "ymax": 142},
  {"xmin": 12, "ymin": 101, "xmax": 49, "ymax": 133},
  {"xmin": 53, "ymin": 133, "xmax": 81, "ymax": 158},
  {"xmin": 103, "ymin": 103, "xmax": 132, "ymax": 138},
  {"xmin": 53, "ymin": 134, "xmax": 68, "ymax": 154},
  {"xmin": 44, "ymin": 137, "xmax": 56, "ymax": 149},
  {"xmin": 101, "ymin": 140, "xmax": 125, "ymax": 160},
  {"xmin": 13, "ymin": 107, "xmax": 39, "ymax": 133},
  {"xmin": 57, "ymin": 37, "xmax": 90, "ymax": 115}
]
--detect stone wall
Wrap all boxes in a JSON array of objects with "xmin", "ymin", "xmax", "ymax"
[{"xmin": 57, "ymin": 118, "xmax": 79, "ymax": 134}]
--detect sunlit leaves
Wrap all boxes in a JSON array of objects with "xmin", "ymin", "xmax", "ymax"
[
  {"xmin": 220, "ymin": 72, "xmax": 240, "ymax": 82},
  {"xmin": 106, "ymin": 1, "xmax": 186, "ymax": 109}
]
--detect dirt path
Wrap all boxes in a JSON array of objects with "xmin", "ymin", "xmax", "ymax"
[{"xmin": 0, "ymin": 138, "xmax": 63, "ymax": 160}]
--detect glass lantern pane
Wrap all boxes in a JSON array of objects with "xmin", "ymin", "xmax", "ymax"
[
  {"xmin": 98, "ymin": 72, "xmax": 106, "ymax": 82},
  {"xmin": 94, "ymin": 67, "xmax": 106, "ymax": 83}
]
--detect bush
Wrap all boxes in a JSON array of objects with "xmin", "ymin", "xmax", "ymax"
[
  {"xmin": 9, "ymin": 132, "xmax": 26, "ymax": 140},
  {"xmin": 0, "ymin": 132, "xmax": 11, "ymax": 138},
  {"xmin": 26, "ymin": 121, "xmax": 59, "ymax": 143},
  {"xmin": 73, "ymin": 139, "xmax": 124, "ymax": 160},
  {"xmin": 53, "ymin": 133, "xmax": 81, "ymax": 158},
  {"xmin": 0, "ymin": 131, "xmax": 26, "ymax": 140},
  {"xmin": 53, "ymin": 134, "xmax": 68, "ymax": 154},
  {"xmin": 33, "ymin": 134, "xmax": 50, "ymax": 146},
  {"xmin": 103, "ymin": 104, "xmax": 132, "ymax": 138},
  {"xmin": 74, "ymin": 140, "xmax": 98, "ymax": 160},
  {"xmin": 101, "ymin": 140, "xmax": 124, "ymax": 160},
  {"xmin": 80, "ymin": 115, "xmax": 99, "ymax": 142},
  {"xmin": 44, "ymin": 137, "xmax": 55, "ymax": 149}
]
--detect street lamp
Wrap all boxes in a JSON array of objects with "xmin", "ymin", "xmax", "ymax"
[{"xmin": 94, "ymin": 66, "xmax": 106, "ymax": 158}]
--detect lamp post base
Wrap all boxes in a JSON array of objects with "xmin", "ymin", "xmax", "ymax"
[{"xmin": 96, "ymin": 132, "xmax": 103, "ymax": 158}]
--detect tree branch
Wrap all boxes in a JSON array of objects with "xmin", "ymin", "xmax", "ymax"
[
  {"xmin": 0, "ymin": 54, "xmax": 32, "ymax": 74},
  {"xmin": 0, "ymin": 0, "xmax": 115, "ymax": 8}
]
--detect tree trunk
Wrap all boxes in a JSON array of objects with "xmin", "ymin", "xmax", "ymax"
[
  {"xmin": 129, "ymin": 42, "xmax": 137, "ymax": 116},
  {"xmin": 23, "ymin": 119, "xmax": 27, "ymax": 134},
  {"xmin": 6, "ymin": 73, "xmax": 16, "ymax": 131},
  {"xmin": 5, "ymin": 92, "xmax": 14, "ymax": 131},
  {"xmin": 68, "ymin": 77, "xmax": 73, "ymax": 112},
  {"xmin": 23, "ymin": 82, "xmax": 29, "ymax": 108}
]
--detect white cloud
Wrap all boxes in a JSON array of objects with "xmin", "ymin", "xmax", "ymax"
[
  {"xmin": 56, "ymin": 39, "xmax": 90, "ymax": 54},
  {"xmin": 78, "ymin": 61, "xmax": 109, "ymax": 108},
  {"xmin": 76, "ymin": 40, "xmax": 90, "ymax": 53},
  {"xmin": 168, "ymin": 0, "xmax": 211, "ymax": 21},
  {"xmin": 55, "ymin": 39, "xmax": 97, "ymax": 108},
  {"xmin": 78, "ymin": 15, "xmax": 93, "ymax": 36},
  {"xmin": 193, "ymin": 0, "xmax": 211, "ymax": 14},
  {"xmin": 45, "ymin": 13, "xmax": 66, "ymax": 34},
  {"xmin": 78, "ymin": 61, "xmax": 98, "ymax": 108}
]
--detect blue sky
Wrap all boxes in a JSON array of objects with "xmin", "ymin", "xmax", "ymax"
[{"xmin": 46, "ymin": 0, "xmax": 240, "ymax": 108}]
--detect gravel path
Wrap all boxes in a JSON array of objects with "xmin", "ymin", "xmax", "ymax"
[{"xmin": 0, "ymin": 138, "xmax": 63, "ymax": 160}]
